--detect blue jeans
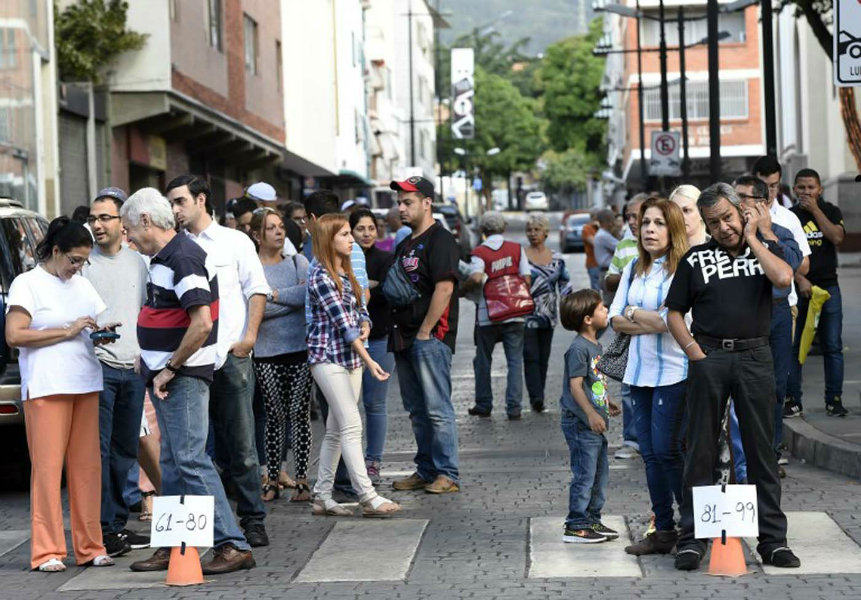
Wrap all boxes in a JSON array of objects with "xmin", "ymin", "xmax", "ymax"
[
  {"xmin": 473, "ymin": 322, "xmax": 525, "ymax": 415},
  {"xmin": 729, "ymin": 402, "xmax": 748, "ymax": 483},
  {"xmin": 587, "ymin": 266, "xmax": 602, "ymax": 291},
  {"xmin": 395, "ymin": 337, "xmax": 460, "ymax": 483},
  {"xmin": 630, "ymin": 382, "xmax": 685, "ymax": 531},
  {"xmin": 788, "ymin": 284, "xmax": 844, "ymax": 405},
  {"xmin": 362, "ymin": 337, "xmax": 394, "ymax": 463},
  {"xmin": 99, "ymin": 363, "xmax": 146, "ymax": 534},
  {"xmin": 770, "ymin": 300, "xmax": 791, "ymax": 454},
  {"xmin": 620, "ymin": 383, "xmax": 638, "ymax": 447},
  {"xmin": 209, "ymin": 354, "xmax": 266, "ymax": 527},
  {"xmin": 151, "ymin": 375, "xmax": 249, "ymax": 550},
  {"xmin": 561, "ymin": 411, "xmax": 608, "ymax": 529}
]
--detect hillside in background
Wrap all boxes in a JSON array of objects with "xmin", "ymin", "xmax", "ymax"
[{"xmin": 437, "ymin": 0, "xmax": 593, "ymax": 56}]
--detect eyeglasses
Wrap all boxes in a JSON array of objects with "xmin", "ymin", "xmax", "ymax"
[
  {"xmin": 292, "ymin": 216, "xmax": 307, "ymax": 224},
  {"xmin": 737, "ymin": 193, "xmax": 767, "ymax": 202},
  {"xmin": 86, "ymin": 214, "xmax": 121, "ymax": 224},
  {"xmin": 65, "ymin": 253, "xmax": 90, "ymax": 268}
]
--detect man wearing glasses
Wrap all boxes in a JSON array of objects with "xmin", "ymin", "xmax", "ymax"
[
  {"xmin": 82, "ymin": 187, "xmax": 152, "ymax": 556},
  {"xmin": 734, "ymin": 175, "xmax": 807, "ymax": 477}
]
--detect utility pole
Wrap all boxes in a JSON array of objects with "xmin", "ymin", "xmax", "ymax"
[
  {"xmin": 434, "ymin": 0, "xmax": 443, "ymax": 201},
  {"xmin": 408, "ymin": 3, "xmax": 416, "ymax": 166},
  {"xmin": 707, "ymin": 0, "xmax": 721, "ymax": 180},
  {"xmin": 760, "ymin": 0, "xmax": 777, "ymax": 155},
  {"xmin": 636, "ymin": 0, "xmax": 647, "ymax": 186},
  {"xmin": 658, "ymin": 0, "xmax": 669, "ymax": 132},
  {"xmin": 678, "ymin": 7, "xmax": 690, "ymax": 178}
]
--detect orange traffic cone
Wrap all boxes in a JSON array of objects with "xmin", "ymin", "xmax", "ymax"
[
  {"xmin": 165, "ymin": 545, "xmax": 204, "ymax": 586},
  {"xmin": 708, "ymin": 537, "xmax": 748, "ymax": 577}
]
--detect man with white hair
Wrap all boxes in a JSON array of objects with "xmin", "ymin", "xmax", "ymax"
[
  {"xmin": 467, "ymin": 211, "xmax": 531, "ymax": 420},
  {"xmin": 121, "ymin": 188, "xmax": 255, "ymax": 575}
]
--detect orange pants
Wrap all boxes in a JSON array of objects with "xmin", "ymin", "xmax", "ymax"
[{"xmin": 24, "ymin": 393, "xmax": 105, "ymax": 569}]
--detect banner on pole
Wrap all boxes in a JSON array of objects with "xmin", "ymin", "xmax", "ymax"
[
  {"xmin": 451, "ymin": 48, "xmax": 475, "ymax": 139},
  {"xmin": 834, "ymin": 0, "xmax": 861, "ymax": 87}
]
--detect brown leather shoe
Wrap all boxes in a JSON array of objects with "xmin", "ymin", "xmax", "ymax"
[
  {"xmin": 129, "ymin": 547, "xmax": 171, "ymax": 572},
  {"xmin": 392, "ymin": 472, "xmax": 429, "ymax": 491},
  {"xmin": 201, "ymin": 543, "xmax": 255, "ymax": 575},
  {"xmin": 424, "ymin": 475, "xmax": 459, "ymax": 494}
]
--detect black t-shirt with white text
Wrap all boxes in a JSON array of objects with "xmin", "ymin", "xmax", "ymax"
[
  {"xmin": 389, "ymin": 223, "xmax": 460, "ymax": 353},
  {"xmin": 791, "ymin": 199, "xmax": 844, "ymax": 288},
  {"xmin": 665, "ymin": 238, "xmax": 786, "ymax": 340}
]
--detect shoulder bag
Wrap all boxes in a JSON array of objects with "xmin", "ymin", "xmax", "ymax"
[{"xmin": 596, "ymin": 259, "xmax": 637, "ymax": 382}]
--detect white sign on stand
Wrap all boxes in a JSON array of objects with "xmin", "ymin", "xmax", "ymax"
[
  {"xmin": 150, "ymin": 495, "xmax": 214, "ymax": 549},
  {"xmin": 649, "ymin": 130, "xmax": 681, "ymax": 177},
  {"xmin": 693, "ymin": 484, "xmax": 759, "ymax": 539},
  {"xmin": 834, "ymin": 0, "xmax": 861, "ymax": 87}
]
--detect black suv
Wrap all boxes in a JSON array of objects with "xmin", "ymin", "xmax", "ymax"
[{"xmin": 0, "ymin": 199, "xmax": 48, "ymax": 487}]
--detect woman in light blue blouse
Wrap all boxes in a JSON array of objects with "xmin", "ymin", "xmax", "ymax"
[
  {"xmin": 523, "ymin": 214, "xmax": 570, "ymax": 412},
  {"xmin": 608, "ymin": 198, "xmax": 690, "ymax": 556}
]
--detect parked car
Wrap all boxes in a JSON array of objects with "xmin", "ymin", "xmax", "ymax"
[
  {"xmin": 837, "ymin": 30, "xmax": 861, "ymax": 59},
  {"xmin": 432, "ymin": 203, "xmax": 476, "ymax": 259},
  {"xmin": 0, "ymin": 198, "xmax": 48, "ymax": 488},
  {"xmin": 524, "ymin": 190, "xmax": 549, "ymax": 211},
  {"xmin": 559, "ymin": 212, "xmax": 592, "ymax": 253}
]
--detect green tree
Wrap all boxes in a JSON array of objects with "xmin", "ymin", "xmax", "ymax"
[
  {"xmin": 54, "ymin": 0, "xmax": 147, "ymax": 82},
  {"xmin": 537, "ymin": 19, "xmax": 606, "ymax": 158},
  {"xmin": 540, "ymin": 148, "xmax": 601, "ymax": 195}
]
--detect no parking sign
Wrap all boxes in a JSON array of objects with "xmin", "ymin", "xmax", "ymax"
[
  {"xmin": 835, "ymin": 0, "xmax": 861, "ymax": 86},
  {"xmin": 650, "ymin": 130, "xmax": 681, "ymax": 177}
]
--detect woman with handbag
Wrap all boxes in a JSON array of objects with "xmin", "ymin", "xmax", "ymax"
[
  {"xmin": 523, "ymin": 214, "xmax": 570, "ymax": 413},
  {"xmin": 307, "ymin": 214, "xmax": 400, "ymax": 517},
  {"xmin": 606, "ymin": 198, "xmax": 690, "ymax": 556}
]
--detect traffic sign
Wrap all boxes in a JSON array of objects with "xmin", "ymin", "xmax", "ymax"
[
  {"xmin": 835, "ymin": 0, "xmax": 861, "ymax": 87},
  {"xmin": 649, "ymin": 130, "xmax": 681, "ymax": 177}
]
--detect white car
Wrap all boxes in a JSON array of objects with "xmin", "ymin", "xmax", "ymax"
[{"xmin": 524, "ymin": 191, "xmax": 549, "ymax": 211}]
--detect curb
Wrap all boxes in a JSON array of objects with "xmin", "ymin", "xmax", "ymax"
[{"xmin": 784, "ymin": 418, "xmax": 861, "ymax": 480}]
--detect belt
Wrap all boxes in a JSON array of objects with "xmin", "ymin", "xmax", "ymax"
[{"xmin": 695, "ymin": 334, "xmax": 769, "ymax": 352}]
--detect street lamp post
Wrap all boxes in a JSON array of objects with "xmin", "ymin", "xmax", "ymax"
[
  {"xmin": 636, "ymin": 0, "xmax": 647, "ymax": 185},
  {"xmin": 707, "ymin": 0, "xmax": 721, "ymax": 181},
  {"xmin": 658, "ymin": 0, "xmax": 670, "ymax": 132},
  {"xmin": 678, "ymin": 7, "xmax": 690, "ymax": 178},
  {"xmin": 760, "ymin": 0, "xmax": 777, "ymax": 155}
]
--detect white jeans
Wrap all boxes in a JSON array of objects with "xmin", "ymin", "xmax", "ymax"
[{"xmin": 311, "ymin": 362, "xmax": 377, "ymax": 503}]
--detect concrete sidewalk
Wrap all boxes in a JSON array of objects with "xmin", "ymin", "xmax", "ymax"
[{"xmin": 784, "ymin": 252, "xmax": 861, "ymax": 479}]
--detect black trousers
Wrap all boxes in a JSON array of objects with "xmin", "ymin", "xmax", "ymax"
[
  {"xmin": 523, "ymin": 327, "xmax": 554, "ymax": 405},
  {"xmin": 677, "ymin": 345, "xmax": 788, "ymax": 556}
]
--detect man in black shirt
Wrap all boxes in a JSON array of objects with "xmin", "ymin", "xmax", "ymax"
[
  {"xmin": 666, "ymin": 183, "xmax": 800, "ymax": 571},
  {"xmin": 787, "ymin": 168, "xmax": 847, "ymax": 417},
  {"xmin": 388, "ymin": 176, "xmax": 461, "ymax": 495}
]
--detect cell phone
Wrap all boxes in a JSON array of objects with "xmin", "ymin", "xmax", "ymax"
[{"xmin": 90, "ymin": 330, "xmax": 121, "ymax": 341}]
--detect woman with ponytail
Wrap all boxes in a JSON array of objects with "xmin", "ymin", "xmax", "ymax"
[
  {"xmin": 306, "ymin": 214, "xmax": 400, "ymax": 517},
  {"xmin": 5, "ymin": 217, "xmax": 115, "ymax": 571}
]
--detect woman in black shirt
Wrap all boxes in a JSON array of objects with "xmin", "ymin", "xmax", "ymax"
[{"xmin": 350, "ymin": 209, "xmax": 395, "ymax": 485}]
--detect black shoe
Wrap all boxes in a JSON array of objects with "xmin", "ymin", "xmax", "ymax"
[
  {"xmin": 562, "ymin": 527, "xmax": 607, "ymax": 543},
  {"xmin": 674, "ymin": 548, "xmax": 702, "ymax": 571},
  {"xmin": 468, "ymin": 406, "xmax": 491, "ymax": 417},
  {"xmin": 826, "ymin": 398, "xmax": 849, "ymax": 417},
  {"xmin": 592, "ymin": 522, "xmax": 619, "ymax": 540},
  {"xmin": 128, "ymin": 500, "xmax": 143, "ymax": 513},
  {"xmin": 761, "ymin": 547, "xmax": 801, "ymax": 568},
  {"xmin": 118, "ymin": 528, "xmax": 150, "ymax": 549},
  {"xmin": 783, "ymin": 398, "xmax": 803, "ymax": 418},
  {"xmin": 243, "ymin": 522, "xmax": 269, "ymax": 548},
  {"xmin": 103, "ymin": 532, "xmax": 131, "ymax": 557},
  {"xmin": 507, "ymin": 412, "xmax": 522, "ymax": 421},
  {"xmin": 531, "ymin": 401, "xmax": 545, "ymax": 413}
]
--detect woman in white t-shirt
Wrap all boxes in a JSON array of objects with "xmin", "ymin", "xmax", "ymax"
[{"xmin": 5, "ymin": 217, "xmax": 115, "ymax": 572}]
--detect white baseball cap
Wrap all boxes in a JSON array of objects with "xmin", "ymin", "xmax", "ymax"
[{"xmin": 246, "ymin": 182, "xmax": 277, "ymax": 202}]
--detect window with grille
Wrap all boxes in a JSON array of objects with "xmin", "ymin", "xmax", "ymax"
[
  {"xmin": 641, "ymin": 12, "xmax": 746, "ymax": 47},
  {"xmin": 0, "ymin": 29, "xmax": 16, "ymax": 69},
  {"xmin": 207, "ymin": 0, "xmax": 222, "ymax": 51},
  {"xmin": 643, "ymin": 80, "xmax": 748, "ymax": 121},
  {"xmin": 244, "ymin": 15, "xmax": 258, "ymax": 75}
]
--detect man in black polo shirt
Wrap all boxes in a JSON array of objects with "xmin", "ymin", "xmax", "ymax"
[
  {"xmin": 666, "ymin": 183, "xmax": 800, "ymax": 571},
  {"xmin": 786, "ymin": 168, "xmax": 847, "ymax": 417}
]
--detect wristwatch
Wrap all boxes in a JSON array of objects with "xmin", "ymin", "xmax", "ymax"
[
  {"xmin": 164, "ymin": 360, "xmax": 180, "ymax": 374},
  {"xmin": 625, "ymin": 306, "xmax": 638, "ymax": 321},
  {"xmin": 266, "ymin": 291, "xmax": 275, "ymax": 302}
]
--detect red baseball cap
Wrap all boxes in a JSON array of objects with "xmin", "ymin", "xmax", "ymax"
[{"xmin": 390, "ymin": 176, "xmax": 435, "ymax": 198}]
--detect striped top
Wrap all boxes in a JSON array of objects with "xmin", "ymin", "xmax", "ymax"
[
  {"xmin": 608, "ymin": 257, "xmax": 687, "ymax": 387},
  {"xmin": 607, "ymin": 227, "xmax": 639, "ymax": 276},
  {"xmin": 138, "ymin": 233, "xmax": 220, "ymax": 383},
  {"xmin": 525, "ymin": 252, "xmax": 570, "ymax": 329}
]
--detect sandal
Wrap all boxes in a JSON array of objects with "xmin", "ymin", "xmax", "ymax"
[
  {"xmin": 139, "ymin": 491, "xmax": 155, "ymax": 522},
  {"xmin": 36, "ymin": 558, "xmax": 66, "ymax": 572},
  {"xmin": 310, "ymin": 496, "xmax": 353, "ymax": 516},
  {"xmin": 291, "ymin": 480, "xmax": 311, "ymax": 502},
  {"xmin": 261, "ymin": 482, "xmax": 280, "ymax": 502},
  {"xmin": 360, "ymin": 495, "xmax": 401, "ymax": 518},
  {"xmin": 278, "ymin": 470, "xmax": 296, "ymax": 490},
  {"xmin": 89, "ymin": 555, "xmax": 114, "ymax": 567}
]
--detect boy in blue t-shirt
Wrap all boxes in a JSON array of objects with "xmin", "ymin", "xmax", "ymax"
[{"xmin": 559, "ymin": 289, "xmax": 620, "ymax": 543}]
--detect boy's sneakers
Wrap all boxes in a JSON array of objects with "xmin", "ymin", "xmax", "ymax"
[
  {"xmin": 826, "ymin": 397, "xmax": 849, "ymax": 417},
  {"xmin": 563, "ymin": 527, "xmax": 607, "ymax": 543},
  {"xmin": 783, "ymin": 398, "xmax": 803, "ymax": 418},
  {"xmin": 592, "ymin": 522, "xmax": 619, "ymax": 540}
]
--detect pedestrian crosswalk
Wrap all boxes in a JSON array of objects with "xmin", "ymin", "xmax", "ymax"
[{"xmin": 43, "ymin": 511, "xmax": 861, "ymax": 591}]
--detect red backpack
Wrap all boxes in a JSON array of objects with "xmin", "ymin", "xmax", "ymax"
[{"xmin": 472, "ymin": 241, "xmax": 535, "ymax": 322}]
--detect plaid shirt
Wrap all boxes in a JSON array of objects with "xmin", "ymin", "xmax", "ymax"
[{"xmin": 307, "ymin": 262, "xmax": 370, "ymax": 370}]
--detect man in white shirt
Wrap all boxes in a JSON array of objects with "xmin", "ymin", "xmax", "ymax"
[
  {"xmin": 165, "ymin": 174, "xmax": 271, "ymax": 548},
  {"xmin": 466, "ymin": 212, "xmax": 532, "ymax": 420}
]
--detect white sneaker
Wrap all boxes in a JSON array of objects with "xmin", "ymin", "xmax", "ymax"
[
  {"xmin": 777, "ymin": 456, "xmax": 789, "ymax": 466},
  {"xmin": 614, "ymin": 446, "xmax": 638, "ymax": 459}
]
